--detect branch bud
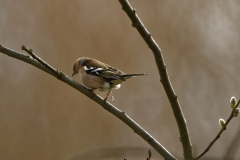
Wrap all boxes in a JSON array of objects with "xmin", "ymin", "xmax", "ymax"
[
  {"xmin": 230, "ymin": 96, "xmax": 237, "ymax": 108},
  {"xmin": 233, "ymin": 108, "xmax": 239, "ymax": 117},
  {"xmin": 219, "ymin": 118, "xmax": 225, "ymax": 128}
]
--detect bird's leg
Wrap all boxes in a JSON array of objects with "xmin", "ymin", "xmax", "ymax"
[{"xmin": 104, "ymin": 90, "xmax": 112, "ymax": 101}]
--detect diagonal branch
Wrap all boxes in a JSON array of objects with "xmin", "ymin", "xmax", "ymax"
[
  {"xmin": 21, "ymin": 45, "xmax": 57, "ymax": 75},
  {"xmin": 195, "ymin": 100, "xmax": 240, "ymax": 159},
  {"xmin": 0, "ymin": 44, "xmax": 176, "ymax": 160},
  {"xmin": 118, "ymin": 0, "xmax": 194, "ymax": 159},
  {"xmin": 223, "ymin": 125, "xmax": 240, "ymax": 159}
]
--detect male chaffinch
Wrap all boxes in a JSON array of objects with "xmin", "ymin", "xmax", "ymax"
[{"xmin": 72, "ymin": 57, "xmax": 148, "ymax": 101}]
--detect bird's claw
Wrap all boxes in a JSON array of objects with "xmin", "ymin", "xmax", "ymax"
[{"xmin": 111, "ymin": 95, "xmax": 115, "ymax": 102}]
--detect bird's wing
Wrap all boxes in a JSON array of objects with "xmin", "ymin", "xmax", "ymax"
[
  {"xmin": 84, "ymin": 64, "xmax": 125, "ymax": 82},
  {"xmin": 84, "ymin": 58, "xmax": 127, "ymax": 83}
]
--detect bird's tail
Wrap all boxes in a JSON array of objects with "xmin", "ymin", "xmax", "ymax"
[{"xmin": 122, "ymin": 73, "xmax": 149, "ymax": 79}]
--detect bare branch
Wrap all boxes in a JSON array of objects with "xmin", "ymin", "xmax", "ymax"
[
  {"xmin": 147, "ymin": 149, "xmax": 152, "ymax": 160},
  {"xmin": 223, "ymin": 125, "xmax": 240, "ymax": 159},
  {"xmin": 195, "ymin": 100, "xmax": 240, "ymax": 159},
  {"xmin": 21, "ymin": 45, "xmax": 57, "ymax": 75},
  {"xmin": 118, "ymin": 0, "xmax": 193, "ymax": 159},
  {"xmin": 124, "ymin": 149, "xmax": 152, "ymax": 160},
  {"xmin": 0, "ymin": 43, "xmax": 176, "ymax": 160}
]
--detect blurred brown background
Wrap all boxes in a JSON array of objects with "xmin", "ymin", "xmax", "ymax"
[{"xmin": 1, "ymin": 0, "xmax": 240, "ymax": 160}]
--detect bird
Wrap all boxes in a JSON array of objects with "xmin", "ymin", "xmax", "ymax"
[{"xmin": 72, "ymin": 57, "xmax": 148, "ymax": 101}]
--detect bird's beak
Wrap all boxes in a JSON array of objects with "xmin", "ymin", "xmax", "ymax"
[{"xmin": 72, "ymin": 70, "xmax": 77, "ymax": 76}]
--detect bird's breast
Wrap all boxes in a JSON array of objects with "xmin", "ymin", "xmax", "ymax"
[{"xmin": 79, "ymin": 67, "xmax": 110, "ymax": 91}]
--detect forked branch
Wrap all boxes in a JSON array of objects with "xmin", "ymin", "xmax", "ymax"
[
  {"xmin": 195, "ymin": 99, "xmax": 240, "ymax": 159},
  {"xmin": 0, "ymin": 44, "xmax": 176, "ymax": 160}
]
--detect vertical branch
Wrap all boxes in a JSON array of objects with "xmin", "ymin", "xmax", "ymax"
[{"xmin": 118, "ymin": 0, "xmax": 194, "ymax": 159}]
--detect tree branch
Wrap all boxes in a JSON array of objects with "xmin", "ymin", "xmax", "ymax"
[
  {"xmin": 195, "ymin": 100, "xmax": 240, "ymax": 159},
  {"xmin": 0, "ymin": 44, "xmax": 176, "ymax": 160},
  {"xmin": 21, "ymin": 45, "xmax": 57, "ymax": 75},
  {"xmin": 118, "ymin": 0, "xmax": 193, "ymax": 159},
  {"xmin": 223, "ymin": 125, "xmax": 240, "ymax": 159}
]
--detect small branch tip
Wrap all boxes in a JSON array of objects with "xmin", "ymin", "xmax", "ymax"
[
  {"xmin": 148, "ymin": 149, "xmax": 152, "ymax": 158},
  {"xmin": 21, "ymin": 45, "xmax": 26, "ymax": 50},
  {"xmin": 21, "ymin": 45, "xmax": 33, "ymax": 53}
]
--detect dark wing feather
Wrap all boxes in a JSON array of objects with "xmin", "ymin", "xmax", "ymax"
[
  {"xmin": 84, "ymin": 65, "xmax": 126, "ymax": 82},
  {"xmin": 85, "ymin": 66, "xmax": 102, "ymax": 75},
  {"xmin": 84, "ymin": 58, "xmax": 128, "ymax": 83},
  {"xmin": 99, "ymin": 70, "xmax": 125, "ymax": 81}
]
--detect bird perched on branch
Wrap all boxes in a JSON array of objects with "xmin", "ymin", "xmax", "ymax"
[{"xmin": 72, "ymin": 57, "xmax": 148, "ymax": 101}]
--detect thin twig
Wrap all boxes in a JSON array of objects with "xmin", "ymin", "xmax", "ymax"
[
  {"xmin": 21, "ymin": 45, "xmax": 58, "ymax": 76},
  {"xmin": 195, "ymin": 100, "xmax": 240, "ymax": 159},
  {"xmin": 124, "ymin": 149, "xmax": 152, "ymax": 160},
  {"xmin": 70, "ymin": 146, "xmax": 158, "ymax": 160},
  {"xmin": 223, "ymin": 124, "xmax": 240, "ymax": 159},
  {"xmin": 118, "ymin": 0, "xmax": 193, "ymax": 159},
  {"xmin": 0, "ymin": 44, "xmax": 176, "ymax": 160},
  {"xmin": 147, "ymin": 149, "xmax": 152, "ymax": 160}
]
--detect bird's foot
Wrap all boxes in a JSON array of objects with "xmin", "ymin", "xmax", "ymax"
[
  {"xmin": 103, "ymin": 95, "xmax": 114, "ymax": 102},
  {"xmin": 104, "ymin": 90, "xmax": 113, "ymax": 102},
  {"xmin": 111, "ymin": 95, "xmax": 114, "ymax": 102}
]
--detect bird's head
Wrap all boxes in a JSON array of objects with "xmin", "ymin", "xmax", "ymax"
[{"xmin": 72, "ymin": 57, "xmax": 88, "ymax": 76}]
